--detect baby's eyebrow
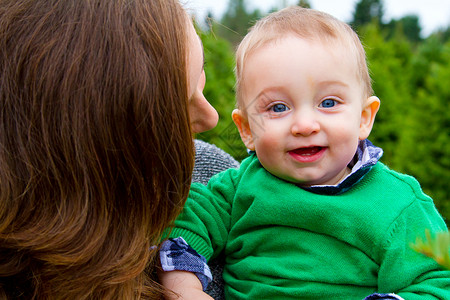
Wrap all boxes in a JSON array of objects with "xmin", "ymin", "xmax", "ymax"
[
  {"xmin": 254, "ymin": 87, "xmax": 289, "ymax": 100},
  {"xmin": 318, "ymin": 80, "xmax": 349, "ymax": 88}
]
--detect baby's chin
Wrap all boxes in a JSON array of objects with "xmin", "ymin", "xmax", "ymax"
[
  {"xmin": 268, "ymin": 171, "xmax": 315, "ymax": 187},
  {"xmin": 270, "ymin": 167, "xmax": 352, "ymax": 187}
]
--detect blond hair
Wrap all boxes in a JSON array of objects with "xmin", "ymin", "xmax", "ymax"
[{"xmin": 235, "ymin": 6, "xmax": 372, "ymax": 107}]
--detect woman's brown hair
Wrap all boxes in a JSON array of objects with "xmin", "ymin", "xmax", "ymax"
[{"xmin": 0, "ymin": 0, "xmax": 193, "ymax": 298}]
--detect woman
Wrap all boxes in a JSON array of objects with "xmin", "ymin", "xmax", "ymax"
[{"xmin": 0, "ymin": 0, "xmax": 227, "ymax": 298}]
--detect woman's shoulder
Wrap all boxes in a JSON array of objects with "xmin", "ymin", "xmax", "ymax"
[{"xmin": 193, "ymin": 140, "xmax": 240, "ymax": 185}]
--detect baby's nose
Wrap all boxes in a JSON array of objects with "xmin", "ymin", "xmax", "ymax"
[{"xmin": 290, "ymin": 113, "xmax": 320, "ymax": 136}]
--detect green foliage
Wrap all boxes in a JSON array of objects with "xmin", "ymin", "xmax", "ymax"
[
  {"xmin": 432, "ymin": 26, "xmax": 450, "ymax": 43},
  {"xmin": 399, "ymin": 40, "xmax": 450, "ymax": 218},
  {"xmin": 386, "ymin": 15, "xmax": 422, "ymax": 43},
  {"xmin": 352, "ymin": 0, "xmax": 422, "ymax": 44},
  {"xmin": 297, "ymin": 0, "xmax": 311, "ymax": 8},
  {"xmin": 360, "ymin": 22, "xmax": 414, "ymax": 164},
  {"xmin": 217, "ymin": 0, "xmax": 262, "ymax": 46},
  {"xmin": 411, "ymin": 230, "xmax": 450, "ymax": 270},
  {"xmin": 351, "ymin": 0, "xmax": 384, "ymax": 28},
  {"xmin": 196, "ymin": 28, "xmax": 248, "ymax": 161}
]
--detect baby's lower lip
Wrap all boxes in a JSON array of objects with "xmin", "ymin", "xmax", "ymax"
[{"xmin": 288, "ymin": 147, "xmax": 326, "ymax": 163}]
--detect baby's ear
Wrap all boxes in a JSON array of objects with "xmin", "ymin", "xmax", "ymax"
[
  {"xmin": 359, "ymin": 96, "xmax": 380, "ymax": 140},
  {"xmin": 232, "ymin": 109, "xmax": 255, "ymax": 151}
]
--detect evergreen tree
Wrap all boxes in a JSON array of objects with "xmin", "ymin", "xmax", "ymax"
[
  {"xmin": 360, "ymin": 22, "xmax": 414, "ymax": 165},
  {"xmin": 297, "ymin": 0, "xmax": 311, "ymax": 8},
  {"xmin": 397, "ymin": 38, "xmax": 450, "ymax": 218},
  {"xmin": 218, "ymin": 0, "xmax": 262, "ymax": 46},
  {"xmin": 387, "ymin": 15, "xmax": 422, "ymax": 43},
  {"xmin": 433, "ymin": 26, "xmax": 450, "ymax": 43},
  {"xmin": 351, "ymin": 0, "xmax": 384, "ymax": 28},
  {"xmin": 196, "ymin": 28, "xmax": 248, "ymax": 161}
]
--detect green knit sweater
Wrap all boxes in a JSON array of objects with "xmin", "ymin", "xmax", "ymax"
[{"xmin": 170, "ymin": 154, "xmax": 450, "ymax": 299}]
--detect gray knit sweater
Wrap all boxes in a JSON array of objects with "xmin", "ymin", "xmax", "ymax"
[{"xmin": 193, "ymin": 140, "xmax": 239, "ymax": 300}]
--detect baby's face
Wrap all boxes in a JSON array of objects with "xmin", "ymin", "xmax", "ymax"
[{"xmin": 233, "ymin": 35, "xmax": 378, "ymax": 186}]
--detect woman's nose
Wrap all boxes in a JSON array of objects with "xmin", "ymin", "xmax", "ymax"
[
  {"xmin": 188, "ymin": 71, "xmax": 219, "ymax": 133},
  {"xmin": 189, "ymin": 92, "xmax": 219, "ymax": 133}
]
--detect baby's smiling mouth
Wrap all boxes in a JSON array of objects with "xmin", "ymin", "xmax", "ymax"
[
  {"xmin": 288, "ymin": 146, "xmax": 326, "ymax": 162},
  {"xmin": 290, "ymin": 146, "xmax": 324, "ymax": 156}
]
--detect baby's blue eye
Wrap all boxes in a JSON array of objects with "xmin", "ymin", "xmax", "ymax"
[
  {"xmin": 271, "ymin": 103, "xmax": 288, "ymax": 112},
  {"xmin": 320, "ymin": 99, "xmax": 337, "ymax": 108}
]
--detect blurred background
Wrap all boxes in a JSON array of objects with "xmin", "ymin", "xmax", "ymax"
[{"xmin": 187, "ymin": 0, "xmax": 450, "ymax": 223}]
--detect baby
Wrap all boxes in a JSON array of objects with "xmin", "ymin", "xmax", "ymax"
[{"xmin": 159, "ymin": 7, "xmax": 450, "ymax": 300}]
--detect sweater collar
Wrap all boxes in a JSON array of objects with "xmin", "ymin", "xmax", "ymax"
[{"xmin": 303, "ymin": 139, "xmax": 383, "ymax": 195}]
